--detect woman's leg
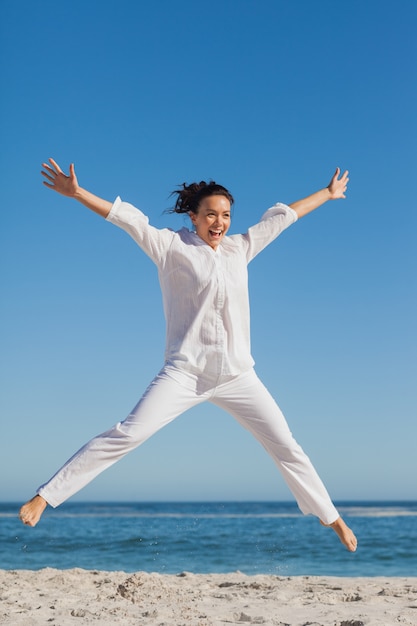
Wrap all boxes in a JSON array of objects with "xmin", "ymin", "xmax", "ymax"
[
  {"xmin": 19, "ymin": 366, "xmax": 206, "ymax": 525},
  {"xmin": 212, "ymin": 369, "xmax": 357, "ymax": 551}
]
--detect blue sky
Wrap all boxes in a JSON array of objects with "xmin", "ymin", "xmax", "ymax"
[{"xmin": 1, "ymin": 0, "xmax": 416, "ymax": 505}]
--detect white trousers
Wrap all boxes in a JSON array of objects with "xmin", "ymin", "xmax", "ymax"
[{"xmin": 37, "ymin": 366, "xmax": 339, "ymax": 525}]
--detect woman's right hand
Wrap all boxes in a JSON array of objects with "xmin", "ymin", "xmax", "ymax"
[
  {"xmin": 41, "ymin": 158, "xmax": 79, "ymax": 197},
  {"xmin": 41, "ymin": 157, "xmax": 112, "ymax": 218}
]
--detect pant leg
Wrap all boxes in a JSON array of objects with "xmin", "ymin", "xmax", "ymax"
[
  {"xmin": 37, "ymin": 366, "xmax": 207, "ymax": 507},
  {"xmin": 211, "ymin": 369, "xmax": 339, "ymax": 525}
]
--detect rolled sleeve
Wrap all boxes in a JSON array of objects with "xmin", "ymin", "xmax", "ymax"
[
  {"xmin": 244, "ymin": 202, "xmax": 298, "ymax": 262},
  {"xmin": 106, "ymin": 197, "xmax": 173, "ymax": 265}
]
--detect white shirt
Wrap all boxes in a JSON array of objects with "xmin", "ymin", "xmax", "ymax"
[{"xmin": 107, "ymin": 197, "xmax": 298, "ymax": 376}]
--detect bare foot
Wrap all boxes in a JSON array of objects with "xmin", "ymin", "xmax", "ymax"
[
  {"xmin": 19, "ymin": 495, "xmax": 48, "ymax": 527},
  {"xmin": 321, "ymin": 516, "xmax": 357, "ymax": 552}
]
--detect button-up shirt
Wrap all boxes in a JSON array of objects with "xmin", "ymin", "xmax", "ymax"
[{"xmin": 107, "ymin": 197, "xmax": 298, "ymax": 376}]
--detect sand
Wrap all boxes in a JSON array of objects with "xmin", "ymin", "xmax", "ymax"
[{"xmin": 0, "ymin": 568, "xmax": 416, "ymax": 625}]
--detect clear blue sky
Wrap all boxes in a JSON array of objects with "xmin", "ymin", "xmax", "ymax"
[{"xmin": 1, "ymin": 0, "xmax": 416, "ymax": 504}]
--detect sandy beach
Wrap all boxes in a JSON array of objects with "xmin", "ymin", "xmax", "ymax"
[{"xmin": 0, "ymin": 569, "xmax": 416, "ymax": 625}]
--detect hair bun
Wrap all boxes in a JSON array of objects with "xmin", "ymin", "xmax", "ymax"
[{"xmin": 170, "ymin": 181, "xmax": 234, "ymax": 214}]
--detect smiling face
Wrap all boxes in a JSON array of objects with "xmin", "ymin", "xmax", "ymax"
[{"xmin": 189, "ymin": 195, "xmax": 231, "ymax": 250}]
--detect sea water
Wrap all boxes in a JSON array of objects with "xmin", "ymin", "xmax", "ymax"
[{"xmin": 1, "ymin": 501, "xmax": 416, "ymax": 576}]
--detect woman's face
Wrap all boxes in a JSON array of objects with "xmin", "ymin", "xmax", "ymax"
[{"xmin": 189, "ymin": 195, "xmax": 231, "ymax": 250}]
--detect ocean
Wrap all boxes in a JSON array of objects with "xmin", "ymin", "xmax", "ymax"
[{"xmin": 1, "ymin": 501, "xmax": 416, "ymax": 576}]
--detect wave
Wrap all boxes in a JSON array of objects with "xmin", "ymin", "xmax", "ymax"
[{"xmin": 3, "ymin": 503, "xmax": 417, "ymax": 519}]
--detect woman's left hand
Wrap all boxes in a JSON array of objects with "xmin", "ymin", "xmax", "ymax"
[{"xmin": 327, "ymin": 167, "xmax": 349, "ymax": 199}]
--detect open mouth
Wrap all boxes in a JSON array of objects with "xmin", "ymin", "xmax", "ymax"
[{"xmin": 209, "ymin": 230, "xmax": 222, "ymax": 238}]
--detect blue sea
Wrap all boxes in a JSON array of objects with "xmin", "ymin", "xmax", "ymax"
[{"xmin": 1, "ymin": 501, "xmax": 416, "ymax": 576}]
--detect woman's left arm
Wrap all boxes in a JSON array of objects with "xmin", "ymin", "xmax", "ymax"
[{"xmin": 289, "ymin": 168, "xmax": 349, "ymax": 219}]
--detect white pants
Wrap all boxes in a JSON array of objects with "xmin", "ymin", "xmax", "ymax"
[{"xmin": 37, "ymin": 366, "xmax": 339, "ymax": 525}]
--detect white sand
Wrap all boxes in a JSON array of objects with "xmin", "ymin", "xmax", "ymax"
[{"xmin": 0, "ymin": 568, "xmax": 416, "ymax": 625}]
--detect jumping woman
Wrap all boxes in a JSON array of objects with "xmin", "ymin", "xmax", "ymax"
[{"xmin": 19, "ymin": 158, "xmax": 357, "ymax": 552}]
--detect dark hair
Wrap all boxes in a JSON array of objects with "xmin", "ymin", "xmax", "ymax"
[{"xmin": 169, "ymin": 180, "xmax": 234, "ymax": 214}]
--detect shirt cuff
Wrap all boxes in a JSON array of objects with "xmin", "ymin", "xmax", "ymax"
[
  {"xmin": 105, "ymin": 196, "xmax": 123, "ymax": 223},
  {"xmin": 289, "ymin": 207, "xmax": 298, "ymax": 222},
  {"xmin": 263, "ymin": 202, "xmax": 298, "ymax": 223},
  {"xmin": 280, "ymin": 203, "xmax": 298, "ymax": 222}
]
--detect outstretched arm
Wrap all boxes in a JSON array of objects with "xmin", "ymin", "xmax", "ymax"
[
  {"xmin": 289, "ymin": 168, "xmax": 349, "ymax": 219},
  {"xmin": 41, "ymin": 158, "xmax": 112, "ymax": 218}
]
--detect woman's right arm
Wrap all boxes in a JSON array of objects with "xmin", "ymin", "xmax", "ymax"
[{"xmin": 41, "ymin": 158, "xmax": 112, "ymax": 218}]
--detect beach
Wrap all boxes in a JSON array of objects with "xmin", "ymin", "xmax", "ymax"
[
  {"xmin": 2, "ymin": 503, "xmax": 417, "ymax": 624},
  {"xmin": 1, "ymin": 569, "xmax": 416, "ymax": 626}
]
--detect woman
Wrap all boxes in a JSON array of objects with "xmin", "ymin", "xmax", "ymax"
[{"xmin": 19, "ymin": 159, "xmax": 357, "ymax": 552}]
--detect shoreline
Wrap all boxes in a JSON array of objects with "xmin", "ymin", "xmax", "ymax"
[{"xmin": 1, "ymin": 568, "xmax": 416, "ymax": 625}]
